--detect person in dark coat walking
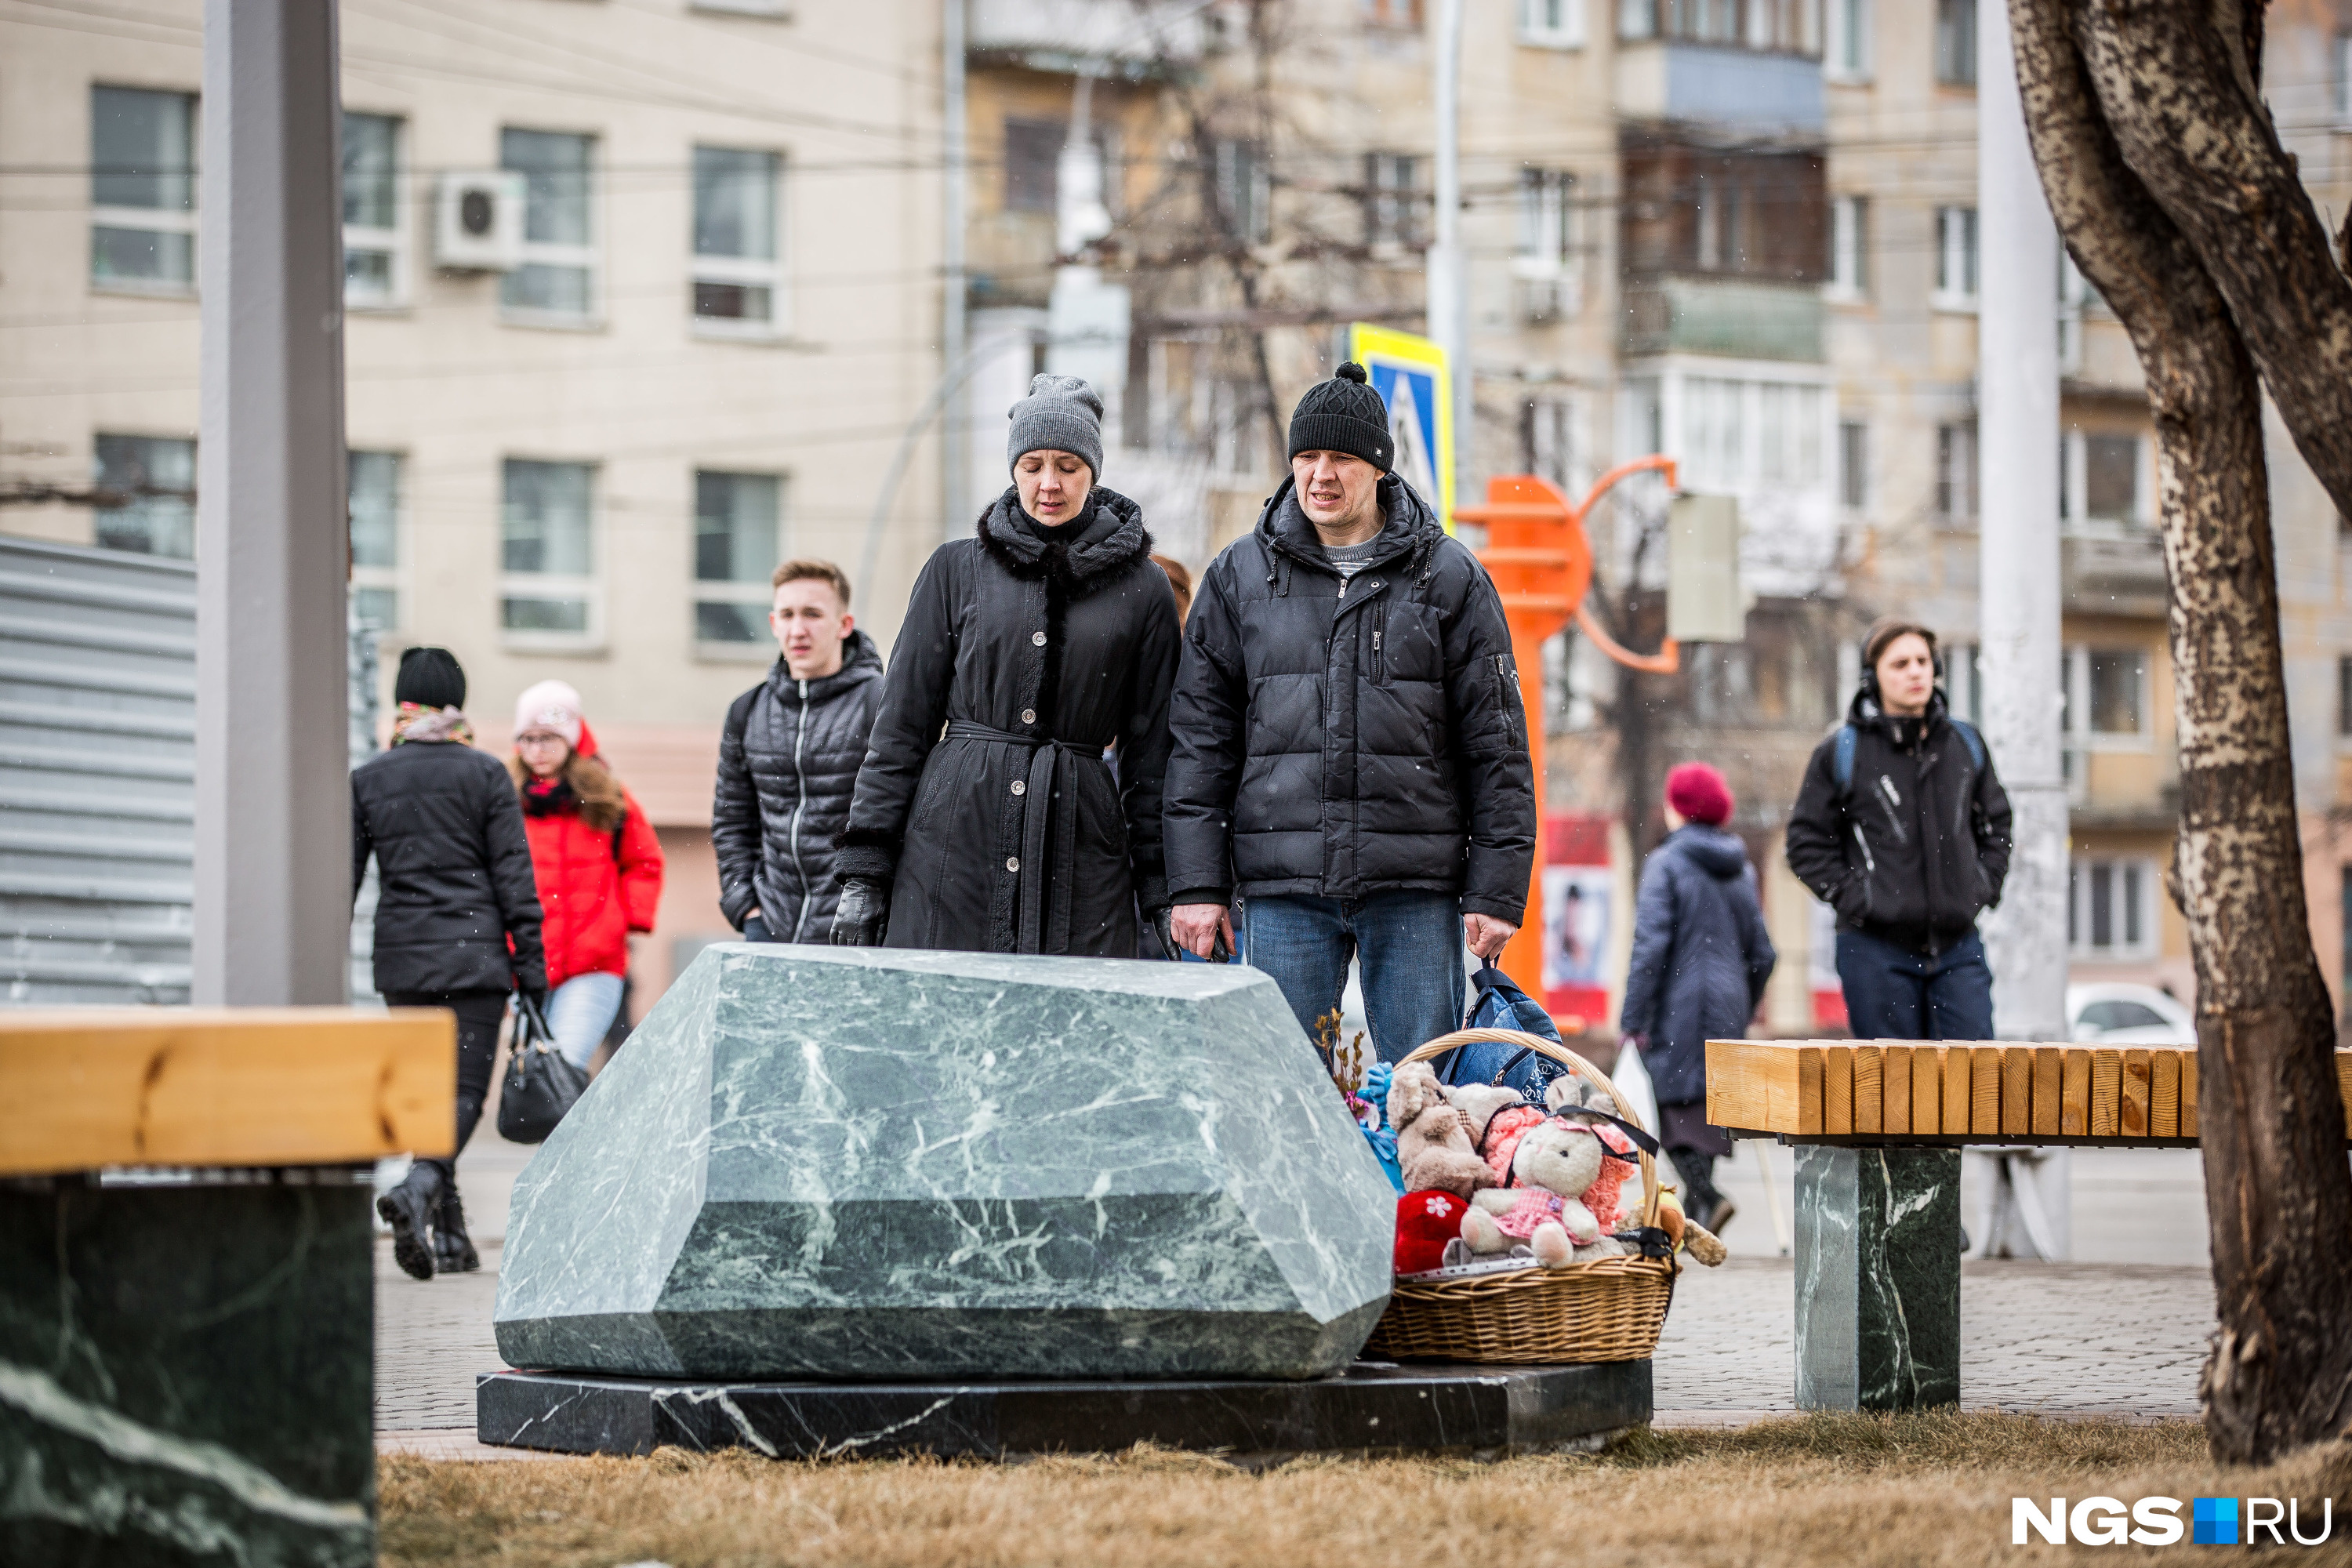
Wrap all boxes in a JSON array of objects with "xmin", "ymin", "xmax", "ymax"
[
  {"xmin": 1163, "ymin": 362, "xmax": 1537, "ymax": 1059},
  {"xmin": 351, "ymin": 647, "xmax": 546, "ymax": 1281},
  {"xmin": 1618, "ymin": 762, "xmax": 1776, "ymax": 1232},
  {"xmin": 1784, "ymin": 618, "xmax": 2013, "ymax": 1040},
  {"xmin": 832, "ymin": 375, "xmax": 1181, "ymax": 954},
  {"xmin": 713, "ymin": 559, "xmax": 887, "ymax": 944}
]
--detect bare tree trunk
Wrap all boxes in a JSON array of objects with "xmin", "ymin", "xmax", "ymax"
[{"xmin": 2010, "ymin": 0, "xmax": 2352, "ymax": 1463}]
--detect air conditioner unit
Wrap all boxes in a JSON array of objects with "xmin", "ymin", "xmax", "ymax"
[{"xmin": 434, "ymin": 171, "xmax": 527, "ymax": 271}]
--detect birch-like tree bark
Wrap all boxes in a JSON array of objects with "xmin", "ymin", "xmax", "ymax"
[{"xmin": 2008, "ymin": 0, "xmax": 2352, "ymax": 1464}]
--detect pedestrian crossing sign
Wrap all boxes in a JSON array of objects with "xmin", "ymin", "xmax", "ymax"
[{"xmin": 1347, "ymin": 323, "xmax": 1454, "ymax": 533}]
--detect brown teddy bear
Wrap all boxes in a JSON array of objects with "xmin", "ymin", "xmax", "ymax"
[{"xmin": 1385, "ymin": 1062, "xmax": 1499, "ymax": 1200}]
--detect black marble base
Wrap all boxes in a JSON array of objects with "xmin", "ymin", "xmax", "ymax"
[
  {"xmin": 0, "ymin": 1171, "xmax": 376, "ymax": 1566},
  {"xmin": 477, "ymin": 1359, "xmax": 1653, "ymax": 1460},
  {"xmin": 1794, "ymin": 1145, "xmax": 1962, "ymax": 1411}
]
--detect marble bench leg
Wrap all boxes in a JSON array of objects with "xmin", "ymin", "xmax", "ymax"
[
  {"xmin": 1792, "ymin": 1145, "xmax": 1962, "ymax": 1412},
  {"xmin": 0, "ymin": 1172, "xmax": 376, "ymax": 1566}
]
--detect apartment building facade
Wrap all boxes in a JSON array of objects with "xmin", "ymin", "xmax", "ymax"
[{"xmin": 0, "ymin": 0, "xmax": 948, "ymax": 1005}]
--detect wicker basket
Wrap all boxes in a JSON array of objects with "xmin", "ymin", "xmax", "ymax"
[{"xmin": 1360, "ymin": 1029, "xmax": 1677, "ymax": 1364}]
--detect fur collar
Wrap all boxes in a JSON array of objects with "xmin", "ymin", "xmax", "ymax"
[{"xmin": 975, "ymin": 485, "xmax": 1154, "ymax": 597}]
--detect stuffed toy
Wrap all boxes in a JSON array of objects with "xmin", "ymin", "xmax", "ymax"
[
  {"xmin": 1385, "ymin": 1062, "xmax": 1499, "ymax": 1200},
  {"xmin": 1394, "ymin": 1189, "xmax": 1471, "ymax": 1275},
  {"xmin": 1458, "ymin": 1118, "xmax": 1628, "ymax": 1265},
  {"xmin": 1655, "ymin": 1187, "xmax": 1728, "ymax": 1266}
]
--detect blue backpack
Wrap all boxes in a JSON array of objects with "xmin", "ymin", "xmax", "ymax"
[
  {"xmin": 1832, "ymin": 717, "xmax": 1986, "ymax": 793},
  {"xmin": 1427, "ymin": 960, "xmax": 1567, "ymax": 1102}
]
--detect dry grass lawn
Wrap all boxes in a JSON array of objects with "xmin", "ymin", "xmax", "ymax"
[{"xmin": 380, "ymin": 1412, "xmax": 2352, "ymax": 1567}]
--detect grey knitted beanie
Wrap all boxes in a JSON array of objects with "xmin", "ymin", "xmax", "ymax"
[
  {"xmin": 1007, "ymin": 373, "xmax": 1105, "ymax": 479},
  {"xmin": 1287, "ymin": 361, "xmax": 1394, "ymax": 471}
]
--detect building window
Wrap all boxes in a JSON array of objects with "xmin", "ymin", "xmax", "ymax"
[
  {"xmin": 93, "ymin": 434, "xmax": 196, "ymax": 557},
  {"xmin": 500, "ymin": 459, "xmax": 598, "ymax": 641},
  {"xmin": 1934, "ymin": 206, "xmax": 1978, "ymax": 309},
  {"xmin": 2068, "ymin": 857, "xmax": 2157, "ymax": 960},
  {"xmin": 1695, "ymin": 172, "xmax": 1743, "ymax": 271},
  {"xmin": 342, "ymin": 112, "xmax": 404, "ymax": 308},
  {"xmin": 499, "ymin": 129, "xmax": 596, "ymax": 321},
  {"xmin": 91, "ymin": 86, "xmax": 198, "ymax": 293},
  {"xmin": 1946, "ymin": 641, "xmax": 1983, "ymax": 725},
  {"xmin": 692, "ymin": 146, "xmax": 784, "ymax": 332},
  {"xmin": 2338, "ymin": 34, "xmax": 2352, "ymax": 125},
  {"xmin": 694, "ymin": 470, "xmax": 782, "ymax": 645},
  {"xmin": 1936, "ymin": 0, "xmax": 1976, "ymax": 86},
  {"xmin": 1521, "ymin": 394, "xmax": 1582, "ymax": 494},
  {"xmin": 1004, "ymin": 117, "xmax": 1063, "ymax": 213},
  {"xmin": 1936, "ymin": 421, "xmax": 1977, "ymax": 520},
  {"xmin": 1679, "ymin": 375, "xmax": 1826, "ymax": 492},
  {"xmin": 1364, "ymin": 153, "xmax": 1418, "ymax": 250},
  {"xmin": 349, "ymin": 450, "xmax": 402, "ymax": 630},
  {"xmin": 1838, "ymin": 419, "xmax": 1867, "ymax": 509},
  {"xmin": 1214, "ymin": 140, "xmax": 1271, "ymax": 245},
  {"xmin": 1209, "ymin": 380, "xmax": 1265, "ymax": 478},
  {"xmin": 1515, "ymin": 169, "xmax": 1581, "ymax": 321},
  {"xmin": 1519, "ymin": 0, "xmax": 1585, "ymax": 47},
  {"xmin": 1363, "ymin": 0, "xmax": 1421, "ymax": 25},
  {"xmin": 1826, "ymin": 0, "xmax": 1869, "ymax": 78},
  {"xmin": 1828, "ymin": 194, "xmax": 1867, "ymax": 297},
  {"xmin": 2061, "ymin": 430, "xmax": 2143, "ymax": 528}
]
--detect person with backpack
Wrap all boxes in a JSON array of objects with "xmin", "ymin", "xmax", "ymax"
[
  {"xmin": 712, "ymin": 559, "xmax": 887, "ymax": 944},
  {"xmin": 509, "ymin": 680, "xmax": 665, "ymax": 1073},
  {"xmin": 353, "ymin": 647, "xmax": 546, "ymax": 1280},
  {"xmin": 1618, "ymin": 763, "xmax": 1776, "ymax": 1233},
  {"xmin": 1786, "ymin": 618, "xmax": 2013, "ymax": 1040}
]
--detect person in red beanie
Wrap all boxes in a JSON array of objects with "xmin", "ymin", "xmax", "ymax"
[{"xmin": 1617, "ymin": 762, "xmax": 1775, "ymax": 1232}]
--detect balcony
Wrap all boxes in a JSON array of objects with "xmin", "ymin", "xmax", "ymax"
[
  {"xmin": 969, "ymin": 0, "xmax": 1206, "ymax": 74},
  {"xmin": 2063, "ymin": 528, "xmax": 2168, "ymax": 618},
  {"xmin": 1614, "ymin": 42, "xmax": 1824, "ymax": 136},
  {"xmin": 1621, "ymin": 275, "xmax": 1824, "ymax": 362}
]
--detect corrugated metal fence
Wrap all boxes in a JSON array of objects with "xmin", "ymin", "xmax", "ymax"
[
  {"xmin": 0, "ymin": 535, "xmax": 197, "ymax": 1004},
  {"xmin": 0, "ymin": 535, "xmax": 382, "ymax": 1005}
]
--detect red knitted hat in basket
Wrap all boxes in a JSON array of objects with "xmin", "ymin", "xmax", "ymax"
[{"xmin": 1394, "ymin": 1190, "xmax": 1469, "ymax": 1275}]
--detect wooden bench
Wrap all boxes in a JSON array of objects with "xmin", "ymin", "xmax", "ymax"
[
  {"xmin": 0, "ymin": 1008, "xmax": 452, "ymax": 1564},
  {"xmin": 1698, "ymin": 1038, "xmax": 2345, "ymax": 1414}
]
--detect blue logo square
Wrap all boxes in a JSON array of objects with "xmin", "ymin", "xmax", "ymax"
[{"xmin": 2194, "ymin": 1497, "xmax": 2238, "ymax": 1544}]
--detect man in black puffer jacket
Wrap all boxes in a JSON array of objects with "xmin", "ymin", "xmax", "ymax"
[
  {"xmin": 713, "ymin": 559, "xmax": 886, "ymax": 944},
  {"xmin": 1785, "ymin": 618, "xmax": 2013, "ymax": 1040},
  {"xmin": 1163, "ymin": 363, "xmax": 1536, "ymax": 1061}
]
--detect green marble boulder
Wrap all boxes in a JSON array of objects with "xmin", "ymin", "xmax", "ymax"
[{"xmin": 493, "ymin": 946, "xmax": 1396, "ymax": 1381}]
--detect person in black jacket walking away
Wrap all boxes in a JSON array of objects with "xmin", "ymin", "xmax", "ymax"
[
  {"xmin": 1785, "ymin": 618, "xmax": 2013, "ymax": 1040},
  {"xmin": 832, "ymin": 374, "xmax": 1181, "ymax": 954},
  {"xmin": 353, "ymin": 648, "xmax": 547, "ymax": 1281},
  {"xmin": 1619, "ymin": 763, "xmax": 1776, "ymax": 1233},
  {"xmin": 713, "ymin": 559, "xmax": 886, "ymax": 944},
  {"xmin": 1163, "ymin": 363, "xmax": 1537, "ymax": 1059}
]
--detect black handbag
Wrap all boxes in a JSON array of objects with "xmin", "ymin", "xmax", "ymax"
[{"xmin": 496, "ymin": 993, "xmax": 587, "ymax": 1144}]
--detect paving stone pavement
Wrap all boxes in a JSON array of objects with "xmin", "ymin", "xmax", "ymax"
[{"xmin": 377, "ymin": 1203, "xmax": 2214, "ymax": 1449}]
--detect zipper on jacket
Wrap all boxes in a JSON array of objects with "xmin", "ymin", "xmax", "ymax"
[
  {"xmin": 1372, "ymin": 625, "xmax": 1385, "ymax": 686},
  {"xmin": 786, "ymin": 680, "xmax": 812, "ymax": 942}
]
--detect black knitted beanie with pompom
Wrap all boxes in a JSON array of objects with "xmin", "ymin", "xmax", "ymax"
[{"xmin": 1286, "ymin": 361, "xmax": 1394, "ymax": 472}]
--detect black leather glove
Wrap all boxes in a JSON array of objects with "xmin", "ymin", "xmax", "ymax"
[
  {"xmin": 1150, "ymin": 906, "xmax": 1177, "ymax": 960},
  {"xmin": 830, "ymin": 877, "xmax": 890, "ymax": 946}
]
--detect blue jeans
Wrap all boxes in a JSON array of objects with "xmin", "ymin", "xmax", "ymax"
[
  {"xmin": 1836, "ymin": 928, "xmax": 1994, "ymax": 1040},
  {"xmin": 546, "ymin": 971, "xmax": 626, "ymax": 1072},
  {"xmin": 1243, "ymin": 891, "xmax": 1465, "ymax": 1064}
]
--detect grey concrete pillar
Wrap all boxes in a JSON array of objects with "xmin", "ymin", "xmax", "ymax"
[
  {"xmin": 194, "ymin": 0, "xmax": 350, "ymax": 1005},
  {"xmin": 1794, "ymin": 1146, "xmax": 1962, "ymax": 1410}
]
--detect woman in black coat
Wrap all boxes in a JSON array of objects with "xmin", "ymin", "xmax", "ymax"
[
  {"xmin": 833, "ymin": 376, "xmax": 1180, "ymax": 956},
  {"xmin": 1617, "ymin": 763, "xmax": 1776, "ymax": 1234}
]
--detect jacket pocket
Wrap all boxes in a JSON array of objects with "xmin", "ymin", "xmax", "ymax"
[{"xmin": 1490, "ymin": 653, "xmax": 1525, "ymax": 749}]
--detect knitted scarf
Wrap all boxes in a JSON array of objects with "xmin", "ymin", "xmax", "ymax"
[{"xmin": 391, "ymin": 702, "xmax": 474, "ymax": 746}]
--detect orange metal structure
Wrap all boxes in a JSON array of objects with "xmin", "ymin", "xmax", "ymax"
[{"xmin": 1457, "ymin": 455, "xmax": 1681, "ymax": 1020}]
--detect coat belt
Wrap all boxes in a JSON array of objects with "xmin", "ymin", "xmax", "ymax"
[{"xmin": 944, "ymin": 720, "xmax": 1108, "ymax": 954}]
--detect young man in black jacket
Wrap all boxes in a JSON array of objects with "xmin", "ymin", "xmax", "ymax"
[
  {"xmin": 1785, "ymin": 618, "xmax": 2013, "ymax": 1040},
  {"xmin": 712, "ymin": 560, "xmax": 886, "ymax": 944},
  {"xmin": 1163, "ymin": 363, "xmax": 1537, "ymax": 1060}
]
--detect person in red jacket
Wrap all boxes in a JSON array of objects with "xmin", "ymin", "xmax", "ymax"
[{"xmin": 508, "ymin": 680, "xmax": 665, "ymax": 1071}]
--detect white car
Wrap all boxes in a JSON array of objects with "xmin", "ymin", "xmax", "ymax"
[{"xmin": 2066, "ymin": 982, "xmax": 2197, "ymax": 1045}]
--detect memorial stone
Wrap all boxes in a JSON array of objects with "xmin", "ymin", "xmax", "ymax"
[{"xmin": 494, "ymin": 946, "xmax": 1396, "ymax": 1381}]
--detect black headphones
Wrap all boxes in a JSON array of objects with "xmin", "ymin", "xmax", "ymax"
[{"xmin": 1858, "ymin": 626, "xmax": 1944, "ymax": 702}]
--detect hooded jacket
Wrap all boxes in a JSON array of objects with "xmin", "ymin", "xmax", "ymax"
[
  {"xmin": 1784, "ymin": 688, "xmax": 2014, "ymax": 957},
  {"xmin": 352, "ymin": 735, "xmax": 546, "ymax": 996},
  {"xmin": 833, "ymin": 486, "xmax": 1180, "ymax": 955},
  {"xmin": 1162, "ymin": 474, "xmax": 1536, "ymax": 920},
  {"xmin": 1618, "ymin": 825, "xmax": 1777, "ymax": 1106},
  {"xmin": 512, "ymin": 728, "xmax": 664, "ymax": 989},
  {"xmin": 713, "ymin": 630, "xmax": 887, "ymax": 942}
]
